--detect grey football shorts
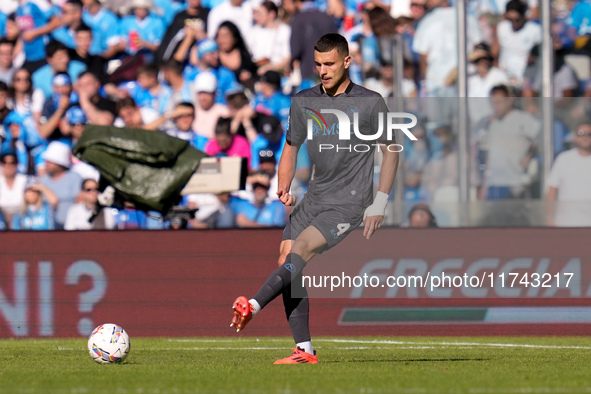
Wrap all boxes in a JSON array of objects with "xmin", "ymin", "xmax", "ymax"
[{"xmin": 281, "ymin": 195, "xmax": 365, "ymax": 251}]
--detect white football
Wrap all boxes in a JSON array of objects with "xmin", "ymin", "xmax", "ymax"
[{"xmin": 87, "ymin": 323, "xmax": 131, "ymax": 364}]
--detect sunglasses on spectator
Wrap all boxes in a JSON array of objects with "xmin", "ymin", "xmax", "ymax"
[
  {"xmin": 506, "ymin": 16, "xmax": 523, "ymax": 23},
  {"xmin": 577, "ymin": 130, "xmax": 591, "ymax": 137},
  {"xmin": 85, "ymin": 188, "xmax": 99, "ymax": 192},
  {"xmin": 14, "ymin": 77, "xmax": 31, "ymax": 82},
  {"xmin": 2, "ymin": 160, "xmax": 16, "ymax": 165},
  {"xmin": 410, "ymin": 2, "xmax": 426, "ymax": 7}
]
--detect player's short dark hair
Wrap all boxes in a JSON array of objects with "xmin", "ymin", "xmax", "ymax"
[
  {"xmin": 490, "ymin": 84, "xmax": 512, "ymax": 97},
  {"xmin": 74, "ymin": 23, "xmax": 92, "ymax": 34},
  {"xmin": 160, "ymin": 59, "xmax": 184, "ymax": 75},
  {"xmin": 505, "ymin": 0, "xmax": 527, "ymax": 16},
  {"xmin": 314, "ymin": 33, "xmax": 349, "ymax": 57},
  {"xmin": 215, "ymin": 117, "xmax": 233, "ymax": 136},
  {"xmin": 260, "ymin": 1, "xmax": 278, "ymax": 15},
  {"xmin": 137, "ymin": 64, "xmax": 159, "ymax": 78},
  {"xmin": 46, "ymin": 41, "xmax": 68, "ymax": 58},
  {"xmin": 116, "ymin": 97, "xmax": 138, "ymax": 113}
]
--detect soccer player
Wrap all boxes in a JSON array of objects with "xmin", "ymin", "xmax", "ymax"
[{"xmin": 230, "ymin": 33, "xmax": 400, "ymax": 364}]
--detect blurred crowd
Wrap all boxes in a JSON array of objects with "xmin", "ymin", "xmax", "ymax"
[{"xmin": 0, "ymin": 0, "xmax": 590, "ymax": 230}]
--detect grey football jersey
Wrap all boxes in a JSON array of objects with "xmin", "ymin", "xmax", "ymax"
[{"xmin": 287, "ymin": 82, "xmax": 391, "ymax": 207}]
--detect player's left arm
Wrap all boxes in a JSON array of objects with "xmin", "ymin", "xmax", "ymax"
[{"xmin": 363, "ymin": 143, "xmax": 399, "ymax": 240}]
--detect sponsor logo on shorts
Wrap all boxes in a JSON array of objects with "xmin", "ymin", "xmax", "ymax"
[{"xmin": 284, "ymin": 263, "xmax": 296, "ymax": 273}]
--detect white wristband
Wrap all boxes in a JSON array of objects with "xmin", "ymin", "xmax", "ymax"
[{"xmin": 363, "ymin": 191, "xmax": 389, "ymax": 220}]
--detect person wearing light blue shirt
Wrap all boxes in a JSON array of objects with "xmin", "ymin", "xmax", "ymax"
[
  {"xmin": 82, "ymin": 0, "xmax": 120, "ymax": 56},
  {"xmin": 183, "ymin": 39, "xmax": 238, "ymax": 105},
  {"xmin": 32, "ymin": 41, "xmax": 87, "ymax": 99},
  {"xmin": 117, "ymin": 0, "xmax": 166, "ymax": 55},
  {"xmin": 235, "ymin": 176, "xmax": 286, "ymax": 228},
  {"xmin": 0, "ymin": 12, "xmax": 7, "ymax": 38},
  {"xmin": 16, "ymin": 1, "xmax": 53, "ymax": 65},
  {"xmin": 152, "ymin": 0, "xmax": 186, "ymax": 27}
]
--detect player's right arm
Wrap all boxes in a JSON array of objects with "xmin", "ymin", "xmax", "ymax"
[{"xmin": 277, "ymin": 140, "xmax": 299, "ymax": 206}]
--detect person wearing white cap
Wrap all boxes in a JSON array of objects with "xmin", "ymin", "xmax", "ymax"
[
  {"xmin": 39, "ymin": 141, "xmax": 83, "ymax": 229},
  {"xmin": 193, "ymin": 72, "xmax": 230, "ymax": 139}
]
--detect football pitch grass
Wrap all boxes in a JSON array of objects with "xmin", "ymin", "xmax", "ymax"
[{"xmin": 1, "ymin": 336, "xmax": 591, "ymax": 393}]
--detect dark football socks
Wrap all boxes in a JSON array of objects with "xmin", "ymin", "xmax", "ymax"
[{"xmin": 252, "ymin": 253, "xmax": 307, "ymax": 309}]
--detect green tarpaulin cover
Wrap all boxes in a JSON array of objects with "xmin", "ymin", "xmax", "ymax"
[{"xmin": 73, "ymin": 125, "xmax": 206, "ymax": 213}]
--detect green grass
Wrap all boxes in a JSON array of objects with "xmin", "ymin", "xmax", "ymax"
[{"xmin": 1, "ymin": 336, "xmax": 591, "ymax": 393}]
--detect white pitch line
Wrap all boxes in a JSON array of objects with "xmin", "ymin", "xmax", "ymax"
[{"xmin": 321, "ymin": 339, "xmax": 591, "ymax": 349}]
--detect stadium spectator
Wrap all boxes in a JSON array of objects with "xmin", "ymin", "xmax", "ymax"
[
  {"xmin": 226, "ymin": 90, "xmax": 284, "ymax": 165},
  {"xmin": 2, "ymin": 111, "xmax": 44, "ymax": 174},
  {"xmin": 51, "ymin": 0, "xmax": 86, "ymax": 52},
  {"xmin": 81, "ymin": 0, "xmax": 121, "ymax": 59},
  {"xmin": 64, "ymin": 178, "xmax": 115, "ymax": 230},
  {"xmin": 205, "ymin": 116, "xmax": 251, "ymax": 168},
  {"xmin": 62, "ymin": 106, "xmax": 100, "ymax": 181},
  {"xmin": 419, "ymin": 124, "xmax": 459, "ymax": 200},
  {"xmin": 466, "ymin": 43, "xmax": 510, "ymax": 121},
  {"xmin": 160, "ymin": 60, "xmax": 194, "ymax": 112},
  {"xmin": 0, "ymin": 150, "xmax": 27, "ymax": 227},
  {"xmin": 207, "ymin": 0, "xmax": 253, "ymax": 40},
  {"xmin": 39, "ymin": 141, "xmax": 83, "ymax": 229},
  {"xmin": 290, "ymin": 0, "xmax": 338, "ymax": 82},
  {"xmin": 15, "ymin": 0, "xmax": 62, "ymax": 73},
  {"xmin": 492, "ymin": 0, "xmax": 541, "ymax": 85},
  {"xmin": 193, "ymin": 72, "xmax": 230, "ymax": 139},
  {"xmin": 0, "ymin": 39, "xmax": 18, "ymax": 85},
  {"xmin": 412, "ymin": 0, "xmax": 482, "ymax": 97},
  {"xmin": 253, "ymin": 70, "xmax": 291, "ymax": 127},
  {"xmin": 546, "ymin": 121, "xmax": 591, "ymax": 226},
  {"xmin": 7, "ymin": 68, "xmax": 45, "ymax": 123},
  {"xmin": 215, "ymin": 21, "xmax": 257, "ymax": 88},
  {"xmin": 249, "ymin": 1, "xmax": 291, "ymax": 74},
  {"xmin": 69, "ymin": 24, "xmax": 107, "ymax": 83},
  {"xmin": 522, "ymin": 46, "xmax": 578, "ymax": 99},
  {"xmin": 113, "ymin": 96, "xmax": 160, "ymax": 129},
  {"xmin": 0, "ymin": 81, "xmax": 9, "ymax": 124},
  {"xmin": 120, "ymin": 64, "xmax": 172, "ymax": 115},
  {"xmin": 32, "ymin": 40, "xmax": 87, "ymax": 100},
  {"xmin": 184, "ymin": 39, "xmax": 238, "ymax": 104},
  {"xmin": 116, "ymin": 0, "xmax": 165, "ymax": 57},
  {"xmin": 480, "ymin": 85, "xmax": 540, "ymax": 200},
  {"xmin": 187, "ymin": 192, "xmax": 241, "ymax": 229},
  {"xmin": 235, "ymin": 172, "xmax": 286, "ymax": 227},
  {"xmin": 156, "ymin": 0, "xmax": 210, "ymax": 64},
  {"xmin": 60, "ymin": 106, "xmax": 87, "ymax": 146},
  {"xmin": 12, "ymin": 175, "xmax": 58, "ymax": 230},
  {"xmin": 164, "ymin": 102, "xmax": 209, "ymax": 151},
  {"xmin": 75, "ymin": 71, "xmax": 116, "ymax": 125},
  {"xmin": 408, "ymin": 203, "xmax": 438, "ymax": 228},
  {"xmin": 344, "ymin": 5, "xmax": 380, "ymax": 73},
  {"xmin": 38, "ymin": 73, "xmax": 76, "ymax": 141}
]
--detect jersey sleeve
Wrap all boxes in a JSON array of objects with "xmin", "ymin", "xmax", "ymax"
[{"xmin": 286, "ymin": 99, "xmax": 306, "ymax": 147}]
